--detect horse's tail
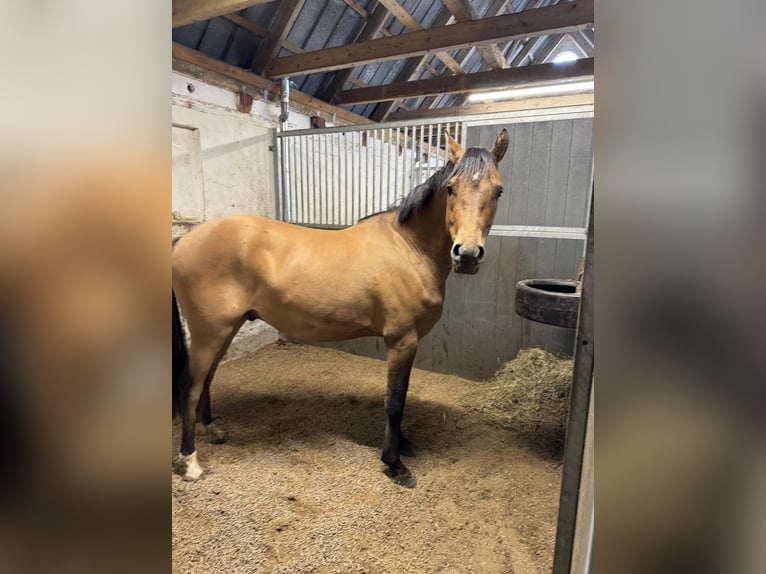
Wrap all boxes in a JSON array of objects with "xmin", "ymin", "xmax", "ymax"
[
  {"xmin": 172, "ymin": 289, "xmax": 190, "ymax": 418},
  {"xmin": 172, "ymin": 236, "xmax": 190, "ymax": 418}
]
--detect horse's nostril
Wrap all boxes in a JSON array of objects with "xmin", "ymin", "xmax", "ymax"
[
  {"xmin": 477, "ymin": 245, "xmax": 485, "ymax": 260},
  {"xmin": 452, "ymin": 244, "xmax": 462, "ymax": 258}
]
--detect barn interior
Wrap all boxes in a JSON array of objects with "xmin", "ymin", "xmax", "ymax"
[{"xmin": 171, "ymin": 2, "xmax": 594, "ymax": 573}]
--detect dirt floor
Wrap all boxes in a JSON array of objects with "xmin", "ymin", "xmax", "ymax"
[{"xmin": 172, "ymin": 342, "xmax": 562, "ymax": 574}]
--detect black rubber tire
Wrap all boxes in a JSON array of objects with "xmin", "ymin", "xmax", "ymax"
[{"xmin": 515, "ymin": 279, "xmax": 581, "ymax": 329}]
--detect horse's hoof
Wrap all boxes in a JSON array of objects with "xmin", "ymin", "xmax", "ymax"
[
  {"xmin": 206, "ymin": 422, "xmax": 227, "ymax": 444},
  {"xmin": 385, "ymin": 465, "xmax": 417, "ymax": 488},
  {"xmin": 173, "ymin": 451, "xmax": 204, "ymax": 481}
]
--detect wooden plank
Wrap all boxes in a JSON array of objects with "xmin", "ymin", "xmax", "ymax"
[
  {"xmin": 173, "ymin": 0, "xmax": 276, "ymax": 28},
  {"xmin": 553, "ymin": 237, "xmax": 582, "ymax": 280},
  {"xmin": 251, "ymin": 0, "xmax": 306, "ymax": 74},
  {"xmin": 377, "ymin": 0, "xmax": 464, "ymax": 75},
  {"xmin": 266, "ymin": 0, "xmax": 594, "ymax": 78},
  {"xmin": 320, "ymin": 3, "xmax": 390, "ymax": 103},
  {"xmin": 545, "ymin": 119, "xmax": 574, "ymax": 227},
  {"xmin": 499, "ymin": 236, "xmax": 522, "ymax": 362},
  {"xmin": 222, "ymin": 12, "xmax": 268, "ymax": 37},
  {"xmin": 440, "ymin": 0, "xmax": 508, "ymax": 69},
  {"xmin": 507, "ymin": 122, "xmax": 533, "ymax": 227},
  {"xmin": 341, "ymin": 0, "xmax": 368, "ymax": 19},
  {"xmin": 444, "ymin": 272, "xmax": 467, "ymax": 377},
  {"xmin": 386, "ymin": 92, "xmax": 593, "ymax": 121},
  {"xmin": 563, "ymin": 118, "xmax": 593, "ymax": 227},
  {"xmin": 172, "ymin": 43, "xmax": 371, "ymax": 126},
  {"xmin": 370, "ymin": 5, "xmax": 455, "ymax": 122},
  {"xmin": 338, "ymin": 58, "xmax": 593, "ymax": 105},
  {"xmin": 526, "ymin": 121, "xmax": 554, "ymax": 226}
]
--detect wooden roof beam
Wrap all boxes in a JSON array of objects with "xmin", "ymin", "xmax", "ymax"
[
  {"xmin": 369, "ymin": 5, "xmax": 456, "ymax": 122},
  {"xmin": 440, "ymin": 0, "xmax": 508, "ymax": 69},
  {"xmin": 251, "ymin": 0, "xmax": 305, "ymax": 75},
  {"xmin": 341, "ymin": 0, "xmax": 368, "ymax": 19},
  {"xmin": 172, "ymin": 42, "xmax": 370, "ymax": 125},
  {"xmin": 173, "ymin": 0, "xmax": 276, "ymax": 28},
  {"xmin": 222, "ymin": 13, "xmax": 268, "ymax": 37},
  {"xmin": 338, "ymin": 58, "xmax": 593, "ymax": 105},
  {"xmin": 266, "ymin": 0, "xmax": 593, "ymax": 78},
  {"xmin": 377, "ymin": 0, "xmax": 463, "ymax": 75},
  {"xmin": 319, "ymin": 3, "xmax": 390, "ymax": 103},
  {"xmin": 387, "ymin": 92, "xmax": 593, "ymax": 121},
  {"xmin": 570, "ymin": 31, "xmax": 593, "ymax": 56}
]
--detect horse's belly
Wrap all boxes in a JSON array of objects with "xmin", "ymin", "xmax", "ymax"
[{"xmin": 252, "ymin": 290, "xmax": 377, "ymax": 343}]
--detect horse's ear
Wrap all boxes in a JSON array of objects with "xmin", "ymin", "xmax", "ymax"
[
  {"xmin": 444, "ymin": 130, "xmax": 464, "ymax": 164},
  {"xmin": 491, "ymin": 129, "xmax": 510, "ymax": 164}
]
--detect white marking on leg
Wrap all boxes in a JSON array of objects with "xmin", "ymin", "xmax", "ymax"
[{"xmin": 181, "ymin": 450, "xmax": 203, "ymax": 481}]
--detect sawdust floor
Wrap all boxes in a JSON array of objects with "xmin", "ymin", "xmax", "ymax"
[{"xmin": 172, "ymin": 342, "xmax": 562, "ymax": 574}]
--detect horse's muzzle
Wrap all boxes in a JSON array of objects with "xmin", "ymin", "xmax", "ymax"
[
  {"xmin": 452, "ymin": 243, "xmax": 484, "ymax": 274},
  {"xmin": 454, "ymin": 255, "xmax": 481, "ymax": 274}
]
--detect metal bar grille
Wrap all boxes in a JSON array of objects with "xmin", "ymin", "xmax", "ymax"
[{"xmin": 276, "ymin": 119, "xmax": 465, "ymax": 227}]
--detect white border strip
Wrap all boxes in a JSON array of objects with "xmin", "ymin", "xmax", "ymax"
[{"xmin": 489, "ymin": 225, "xmax": 587, "ymax": 240}]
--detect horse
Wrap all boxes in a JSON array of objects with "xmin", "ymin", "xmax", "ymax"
[{"xmin": 172, "ymin": 129, "xmax": 509, "ymax": 487}]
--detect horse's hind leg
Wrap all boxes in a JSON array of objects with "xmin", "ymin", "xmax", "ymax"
[
  {"xmin": 175, "ymin": 320, "xmax": 242, "ymax": 480},
  {"xmin": 381, "ymin": 332, "xmax": 418, "ymax": 488},
  {"xmin": 196, "ymin": 327, "xmax": 239, "ymax": 444}
]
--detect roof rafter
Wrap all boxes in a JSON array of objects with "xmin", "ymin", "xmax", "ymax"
[
  {"xmin": 377, "ymin": 0, "xmax": 463, "ymax": 75},
  {"xmin": 172, "ymin": 42, "xmax": 370, "ymax": 125},
  {"xmin": 265, "ymin": 0, "xmax": 594, "ymax": 78},
  {"xmin": 338, "ymin": 58, "xmax": 593, "ymax": 105},
  {"xmin": 319, "ymin": 3, "xmax": 390, "ymax": 103},
  {"xmin": 251, "ymin": 0, "xmax": 305, "ymax": 75},
  {"xmin": 173, "ymin": 0, "xmax": 276, "ymax": 28},
  {"xmin": 369, "ymin": 5, "xmax": 456, "ymax": 122},
  {"xmin": 387, "ymin": 92, "xmax": 593, "ymax": 121},
  {"xmin": 440, "ymin": 0, "xmax": 508, "ymax": 69}
]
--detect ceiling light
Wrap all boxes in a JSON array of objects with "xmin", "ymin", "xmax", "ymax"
[
  {"xmin": 553, "ymin": 50, "xmax": 579, "ymax": 63},
  {"xmin": 467, "ymin": 80, "xmax": 594, "ymax": 103}
]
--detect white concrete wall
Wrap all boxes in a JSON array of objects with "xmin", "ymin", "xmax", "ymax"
[
  {"xmin": 171, "ymin": 70, "xmax": 319, "ymax": 360},
  {"xmin": 172, "ymin": 70, "xmax": 315, "ymax": 233}
]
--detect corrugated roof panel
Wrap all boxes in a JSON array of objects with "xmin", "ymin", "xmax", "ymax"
[
  {"xmin": 171, "ymin": 0, "xmax": 592, "ymax": 119},
  {"xmin": 420, "ymin": 0, "xmax": 446, "ymax": 27},
  {"xmin": 197, "ymin": 17, "xmax": 237, "ymax": 60},
  {"xmin": 222, "ymin": 27, "xmax": 258, "ymax": 68},
  {"xmin": 243, "ymin": 2, "xmax": 280, "ymax": 27},
  {"xmin": 403, "ymin": 0, "xmax": 433, "ymax": 25},
  {"xmin": 172, "ymin": 21, "xmax": 206, "ymax": 48},
  {"xmin": 325, "ymin": 8, "xmax": 365, "ymax": 48},
  {"xmin": 286, "ymin": 1, "xmax": 328, "ymax": 48},
  {"xmin": 464, "ymin": 49, "xmax": 486, "ymax": 74}
]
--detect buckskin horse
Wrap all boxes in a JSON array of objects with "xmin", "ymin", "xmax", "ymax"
[{"xmin": 172, "ymin": 130, "xmax": 509, "ymax": 487}]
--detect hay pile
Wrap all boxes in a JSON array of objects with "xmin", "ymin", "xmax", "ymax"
[{"xmin": 468, "ymin": 348, "xmax": 573, "ymax": 455}]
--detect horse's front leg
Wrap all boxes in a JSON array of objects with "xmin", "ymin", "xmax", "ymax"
[{"xmin": 381, "ymin": 332, "xmax": 418, "ymax": 488}]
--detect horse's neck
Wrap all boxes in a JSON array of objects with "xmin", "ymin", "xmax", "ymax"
[{"xmin": 397, "ymin": 189, "xmax": 452, "ymax": 281}]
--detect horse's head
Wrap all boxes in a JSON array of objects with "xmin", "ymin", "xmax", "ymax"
[{"xmin": 444, "ymin": 129, "xmax": 509, "ymax": 274}]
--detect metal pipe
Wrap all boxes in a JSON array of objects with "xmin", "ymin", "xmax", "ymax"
[{"xmin": 279, "ymin": 77, "xmax": 290, "ymax": 125}]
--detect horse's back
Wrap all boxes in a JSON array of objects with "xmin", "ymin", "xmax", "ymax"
[{"xmin": 172, "ymin": 213, "xmax": 446, "ymax": 341}]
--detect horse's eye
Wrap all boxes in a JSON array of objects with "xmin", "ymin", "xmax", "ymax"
[
  {"xmin": 446, "ymin": 184, "xmax": 454, "ymax": 196},
  {"xmin": 496, "ymin": 187, "xmax": 504, "ymax": 199}
]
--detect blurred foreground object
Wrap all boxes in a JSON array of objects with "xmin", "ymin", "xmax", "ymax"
[{"xmin": 0, "ymin": 152, "xmax": 170, "ymax": 573}]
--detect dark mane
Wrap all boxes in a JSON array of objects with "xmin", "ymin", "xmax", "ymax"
[
  {"xmin": 356, "ymin": 147, "xmax": 496, "ymax": 225},
  {"xmin": 396, "ymin": 160, "xmax": 454, "ymax": 224}
]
